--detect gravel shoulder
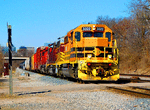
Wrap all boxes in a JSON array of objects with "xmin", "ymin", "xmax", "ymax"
[{"xmin": 0, "ymin": 68, "xmax": 150, "ymax": 110}]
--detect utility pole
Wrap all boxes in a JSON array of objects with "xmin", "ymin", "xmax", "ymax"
[{"xmin": 7, "ymin": 23, "xmax": 13, "ymax": 95}]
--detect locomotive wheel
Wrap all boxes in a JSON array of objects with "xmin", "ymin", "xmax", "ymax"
[
  {"xmin": 40, "ymin": 68, "xmax": 44, "ymax": 74},
  {"xmin": 52, "ymin": 68, "xmax": 55, "ymax": 75},
  {"xmin": 45, "ymin": 68, "xmax": 49, "ymax": 75},
  {"xmin": 69, "ymin": 67, "xmax": 78, "ymax": 79},
  {"xmin": 69, "ymin": 67, "xmax": 74, "ymax": 78},
  {"xmin": 47, "ymin": 67, "xmax": 50, "ymax": 75},
  {"xmin": 61, "ymin": 74, "xmax": 66, "ymax": 79},
  {"xmin": 74, "ymin": 68, "xmax": 78, "ymax": 79},
  {"xmin": 58, "ymin": 69, "xmax": 62, "ymax": 77},
  {"xmin": 77, "ymin": 79, "xmax": 84, "ymax": 84}
]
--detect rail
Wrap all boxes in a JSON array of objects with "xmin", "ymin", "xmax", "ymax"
[
  {"xmin": 120, "ymin": 74, "xmax": 150, "ymax": 77},
  {"xmin": 107, "ymin": 86, "xmax": 150, "ymax": 97}
]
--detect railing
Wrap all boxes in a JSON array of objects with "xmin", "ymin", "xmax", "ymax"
[{"xmin": 73, "ymin": 39, "xmax": 119, "ymax": 63}]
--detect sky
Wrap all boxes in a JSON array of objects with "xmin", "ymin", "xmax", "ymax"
[{"xmin": 0, "ymin": 0, "xmax": 131, "ymax": 50}]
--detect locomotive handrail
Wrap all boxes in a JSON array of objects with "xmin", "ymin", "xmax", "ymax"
[
  {"xmin": 112, "ymin": 39, "xmax": 117, "ymax": 48},
  {"xmin": 75, "ymin": 39, "xmax": 78, "ymax": 63},
  {"xmin": 104, "ymin": 47, "xmax": 106, "ymax": 60}
]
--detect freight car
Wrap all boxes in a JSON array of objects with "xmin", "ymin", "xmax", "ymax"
[{"xmin": 30, "ymin": 24, "xmax": 119, "ymax": 81}]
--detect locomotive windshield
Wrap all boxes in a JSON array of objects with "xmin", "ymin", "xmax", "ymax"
[
  {"xmin": 83, "ymin": 32, "xmax": 103, "ymax": 37},
  {"xmin": 94, "ymin": 32, "xmax": 103, "ymax": 37},
  {"xmin": 83, "ymin": 32, "xmax": 92, "ymax": 37}
]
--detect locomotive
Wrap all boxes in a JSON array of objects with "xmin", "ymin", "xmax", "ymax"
[{"xmin": 29, "ymin": 24, "xmax": 119, "ymax": 81}]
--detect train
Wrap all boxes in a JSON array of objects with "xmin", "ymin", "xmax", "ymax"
[{"xmin": 24, "ymin": 24, "xmax": 119, "ymax": 81}]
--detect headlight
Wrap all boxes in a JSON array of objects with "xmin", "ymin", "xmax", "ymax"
[
  {"xmin": 87, "ymin": 54, "xmax": 92, "ymax": 59},
  {"xmin": 93, "ymin": 25, "xmax": 96, "ymax": 30},
  {"xmin": 80, "ymin": 61, "xmax": 83, "ymax": 64},
  {"xmin": 108, "ymin": 55, "xmax": 112, "ymax": 59}
]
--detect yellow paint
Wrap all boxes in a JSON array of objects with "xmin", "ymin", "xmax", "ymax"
[
  {"xmin": 92, "ymin": 69, "xmax": 97, "ymax": 77},
  {"xmin": 84, "ymin": 38, "xmax": 108, "ymax": 47},
  {"xmin": 78, "ymin": 73, "xmax": 120, "ymax": 81},
  {"xmin": 93, "ymin": 48, "xmax": 101, "ymax": 56},
  {"xmin": 47, "ymin": 24, "xmax": 120, "ymax": 81}
]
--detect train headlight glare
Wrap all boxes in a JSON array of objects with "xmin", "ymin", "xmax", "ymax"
[
  {"xmin": 108, "ymin": 55, "xmax": 112, "ymax": 59},
  {"xmin": 87, "ymin": 54, "xmax": 92, "ymax": 59},
  {"xmin": 80, "ymin": 61, "xmax": 83, "ymax": 64},
  {"xmin": 93, "ymin": 25, "xmax": 96, "ymax": 30}
]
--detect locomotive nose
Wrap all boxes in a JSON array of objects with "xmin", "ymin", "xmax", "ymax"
[{"xmin": 83, "ymin": 38, "xmax": 108, "ymax": 47}]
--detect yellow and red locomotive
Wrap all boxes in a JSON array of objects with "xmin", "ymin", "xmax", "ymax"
[{"xmin": 30, "ymin": 24, "xmax": 119, "ymax": 81}]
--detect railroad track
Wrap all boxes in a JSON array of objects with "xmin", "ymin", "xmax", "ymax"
[
  {"xmin": 120, "ymin": 74, "xmax": 150, "ymax": 82},
  {"xmin": 118, "ymin": 78, "xmax": 150, "ymax": 83},
  {"xmin": 120, "ymin": 74, "xmax": 150, "ymax": 77},
  {"xmin": 107, "ymin": 86, "xmax": 150, "ymax": 97},
  {"xmin": 25, "ymin": 69, "xmax": 150, "ymax": 83}
]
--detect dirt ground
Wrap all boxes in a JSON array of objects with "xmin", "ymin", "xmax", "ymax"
[
  {"xmin": 0, "ymin": 69, "xmax": 150, "ymax": 110},
  {"xmin": 0, "ymin": 75, "xmax": 108, "ymax": 110}
]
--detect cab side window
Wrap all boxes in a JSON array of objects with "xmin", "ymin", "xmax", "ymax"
[
  {"xmin": 64, "ymin": 36, "xmax": 68, "ymax": 44},
  {"xmin": 70, "ymin": 31, "xmax": 73, "ymax": 41},
  {"xmin": 75, "ymin": 32, "xmax": 80, "ymax": 41},
  {"xmin": 106, "ymin": 32, "xmax": 111, "ymax": 42}
]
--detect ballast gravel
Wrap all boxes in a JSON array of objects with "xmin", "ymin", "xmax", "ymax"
[
  {"xmin": 46, "ymin": 92, "xmax": 150, "ymax": 110},
  {"xmin": 16, "ymin": 70, "xmax": 74, "ymax": 87},
  {"xmin": 1, "ymin": 91, "xmax": 150, "ymax": 110},
  {"xmin": 0, "ymin": 69, "xmax": 150, "ymax": 110}
]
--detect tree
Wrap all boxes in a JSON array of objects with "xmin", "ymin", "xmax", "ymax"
[
  {"xmin": 95, "ymin": 0, "xmax": 150, "ymax": 73},
  {"xmin": 116, "ymin": 0, "xmax": 150, "ymax": 72},
  {"xmin": 129, "ymin": 0, "xmax": 150, "ymax": 57},
  {"xmin": 96, "ymin": 16, "xmax": 119, "ymax": 29}
]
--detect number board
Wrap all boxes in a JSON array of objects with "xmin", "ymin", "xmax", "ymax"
[
  {"xmin": 96, "ymin": 27, "xmax": 104, "ymax": 31},
  {"xmin": 82, "ymin": 27, "xmax": 91, "ymax": 31}
]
